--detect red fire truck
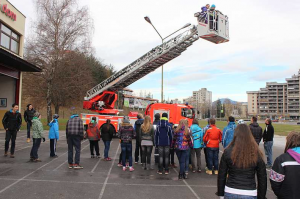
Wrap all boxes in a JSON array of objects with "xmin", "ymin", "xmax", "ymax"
[{"xmin": 81, "ymin": 12, "xmax": 229, "ymax": 131}]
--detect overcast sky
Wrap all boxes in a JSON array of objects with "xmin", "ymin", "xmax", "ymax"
[{"xmin": 10, "ymin": 0, "xmax": 300, "ymax": 102}]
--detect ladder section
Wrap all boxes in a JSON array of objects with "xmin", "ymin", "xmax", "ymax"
[{"xmin": 84, "ymin": 26, "xmax": 199, "ymax": 101}]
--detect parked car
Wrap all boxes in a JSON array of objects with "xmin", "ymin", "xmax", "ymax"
[{"xmin": 297, "ymin": 121, "xmax": 300, "ymax": 125}]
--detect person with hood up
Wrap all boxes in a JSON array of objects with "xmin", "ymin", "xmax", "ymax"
[
  {"xmin": 48, "ymin": 114, "xmax": 59, "ymax": 157},
  {"xmin": 30, "ymin": 112, "xmax": 45, "ymax": 162},
  {"xmin": 172, "ymin": 119, "xmax": 193, "ymax": 179},
  {"xmin": 119, "ymin": 116, "xmax": 136, "ymax": 172},
  {"xmin": 153, "ymin": 113, "xmax": 160, "ymax": 164},
  {"xmin": 66, "ymin": 113, "xmax": 84, "ymax": 169},
  {"xmin": 101, "ymin": 119, "xmax": 114, "ymax": 161},
  {"xmin": 222, "ymin": 116, "xmax": 236, "ymax": 149},
  {"xmin": 263, "ymin": 118, "xmax": 274, "ymax": 168},
  {"xmin": 155, "ymin": 112, "xmax": 173, "ymax": 175},
  {"xmin": 190, "ymin": 119, "xmax": 204, "ymax": 173},
  {"xmin": 203, "ymin": 118, "xmax": 222, "ymax": 175},
  {"xmin": 134, "ymin": 113, "xmax": 144, "ymax": 164},
  {"xmin": 2, "ymin": 103, "xmax": 22, "ymax": 158},
  {"xmin": 249, "ymin": 116, "xmax": 263, "ymax": 145},
  {"xmin": 24, "ymin": 104, "xmax": 36, "ymax": 143},
  {"xmin": 270, "ymin": 132, "xmax": 300, "ymax": 199},
  {"xmin": 86, "ymin": 117, "xmax": 101, "ymax": 158}
]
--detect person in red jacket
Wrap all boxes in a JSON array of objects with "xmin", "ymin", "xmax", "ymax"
[
  {"xmin": 86, "ymin": 117, "xmax": 101, "ymax": 158},
  {"xmin": 203, "ymin": 118, "xmax": 222, "ymax": 175}
]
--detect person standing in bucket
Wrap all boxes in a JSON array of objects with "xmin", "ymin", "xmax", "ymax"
[
  {"xmin": 24, "ymin": 104, "xmax": 36, "ymax": 143},
  {"xmin": 2, "ymin": 103, "xmax": 22, "ymax": 158},
  {"xmin": 30, "ymin": 112, "xmax": 45, "ymax": 162},
  {"xmin": 49, "ymin": 114, "xmax": 59, "ymax": 157},
  {"xmin": 66, "ymin": 113, "xmax": 84, "ymax": 169}
]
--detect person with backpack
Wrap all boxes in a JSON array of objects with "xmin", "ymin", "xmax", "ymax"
[
  {"xmin": 190, "ymin": 119, "xmax": 204, "ymax": 173},
  {"xmin": 140, "ymin": 115, "xmax": 155, "ymax": 170},
  {"xmin": 48, "ymin": 114, "xmax": 59, "ymax": 157},
  {"xmin": 155, "ymin": 113, "xmax": 173, "ymax": 175},
  {"xmin": 119, "ymin": 116, "xmax": 136, "ymax": 172},
  {"xmin": 101, "ymin": 119, "xmax": 114, "ymax": 161},
  {"xmin": 86, "ymin": 117, "xmax": 101, "ymax": 158},
  {"xmin": 24, "ymin": 104, "xmax": 36, "ymax": 143},
  {"xmin": 203, "ymin": 118, "xmax": 222, "ymax": 175},
  {"xmin": 30, "ymin": 112, "xmax": 45, "ymax": 162},
  {"xmin": 270, "ymin": 132, "xmax": 300, "ymax": 199},
  {"xmin": 217, "ymin": 124, "xmax": 267, "ymax": 199},
  {"xmin": 222, "ymin": 116, "xmax": 236, "ymax": 149}
]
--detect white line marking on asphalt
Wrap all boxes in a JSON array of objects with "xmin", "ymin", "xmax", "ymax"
[
  {"xmin": 53, "ymin": 140, "xmax": 89, "ymax": 171},
  {"xmin": 98, "ymin": 143, "xmax": 120, "ymax": 199},
  {"xmin": 0, "ymin": 168, "xmax": 12, "ymax": 176},
  {"xmin": 172, "ymin": 168, "xmax": 201, "ymax": 199},
  {"xmin": 91, "ymin": 158, "xmax": 102, "ymax": 173}
]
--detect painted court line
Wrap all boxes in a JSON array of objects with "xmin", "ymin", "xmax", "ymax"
[
  {"xmin": 98, "ymin": 143, "xmax": 120, "ymax": 199},
  {"xmin": 91, "ymin": 158, "xmax": 102, "ymax": 173},
  {"xmin": 172, "ymin": 168, "xmax": 201, "ymax": 199}
]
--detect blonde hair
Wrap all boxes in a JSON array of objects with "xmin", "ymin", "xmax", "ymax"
[
  {"xmin": 175, "ymin": 119, "xmax": 189, "ymax": 135},
  {"xmin": 141, "ymin": 115, "xmax": 151, "ymax": 133}
]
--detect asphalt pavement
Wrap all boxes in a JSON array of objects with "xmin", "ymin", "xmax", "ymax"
[{"xmin": 0, "ymin": 130, "xmax": 280, "ymax": 199}]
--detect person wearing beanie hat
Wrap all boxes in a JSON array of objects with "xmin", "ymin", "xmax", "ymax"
[
  {"xmin": 155, "ymin": 112, "xmax": 173, "ymax": 175},
  {"xmin": 119, "ymin": 116, "xmax": 136, "ymax": 172},
  {"xmin": 49, "ymin": 114, "xmax": 60, "ymax": 158},
  {"xmin": 30, "ymin": 112, "xmax": 45, "ymax": 162},
  {"xmin": 24, "ymin": 104, "xmax": 36, "ymax": 143}
]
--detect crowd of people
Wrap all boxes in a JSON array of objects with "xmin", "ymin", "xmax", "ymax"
[{"xmin": 2, "ymin": 103, "xmax": 300, "ymax": 198}]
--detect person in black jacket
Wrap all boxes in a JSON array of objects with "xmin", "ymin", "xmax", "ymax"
[
  {"xmin": 270, "ymin": 131, "xmax": 300, "ymax": 199},
  {"xmin": 263, "ymin": 118, "xmax": 274, "ymax": 168},
  {"xmin": 153, "ymin": 113, "xmax": 160, "ymax": 164},
  {"xmin": 249, "ymin": 116, "xmax": 263, "ymax": 145},
  {"xmin": 217, "ymin": 124, "xmax": 267, "ymax": 199},
  {"xmin": 2, "ymin": 103, "xmax": 22, "ymax": 158},
  {"xmin": 134, "ymin": 113, "xmax": 144, "ymax": 164},
  {"xmin": 24, "ymin": 104, "xmax": 36, "ymax": 143},
  {"xmin": 101, "ymin": 119, "xmax": 114, "ymax": 161}
]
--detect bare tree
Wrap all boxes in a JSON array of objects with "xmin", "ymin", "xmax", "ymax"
[{"xmin": 24, "ymin": 0, "xmax": 93, "ymax": 122}]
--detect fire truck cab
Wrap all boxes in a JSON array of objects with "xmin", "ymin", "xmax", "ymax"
[{"xmin": 145, "ymin": 103, "xmax": 195, "ymax": 127}]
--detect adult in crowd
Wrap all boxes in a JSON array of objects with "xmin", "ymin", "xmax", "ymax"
[
  {"xmin": 66, "ymin": 113, "xmax": 84, "ymax": 169},
  {"xmin": 140, "ymin": 115, "xmax": 155, "ymax": 170},
  {"xmin": 153, "ymin": 113, "xmax": 160, "ymax": 164},
  {"xmin": 101, "ymin": 119, "xmax": 114, "ymax": 161},
  {"xmin": 119, "ymin": 116, "xmax": 135, "ymax": 171},
  {"xmin": 222, "ymin": 116, "xmax": 236, "ymax": 149},
  {"xmin": 217, "ymin": 124, "xmax": 267, "ymax": 199},
  {"xmin": 2, "ymin": 103, "xmax": 22, "ymax": 158},
  {"xmin": 172, "ymin": 119, "xmax": 193, "ymax": 179},
  {"xmin": 263, "ymin": 118, "xmax": 274, "ymax": 168},
  {"xmin": 155, "ymin": 113, "xmax": 173, "ymax": 175},
  {"xmin": 190, "ymin": 119, "xmax": 204, "ymax": 173},
  {"xmin": 270, "ymin": 132, "xmax": 300, "ymax": 199},
  {"xmin": 86, "ymin": 117, "xmax": 100, "ymax": 159},
  {"xmin": 203, "ymin": 119, "xmax": 210, "ymax": 170},
  {"xmin": 24, "ymin": 104, "xmax": 36, "ymax": 143},
  {"xmin": 169, "ymin": 123, "xmax": 177, "ymax": 168},
  {"xmin": 203, "ymin": 118, "xmax": 222, "ymax": 175},
  {"xmin": 184, "ymin": 119, "xmax": 191, "ymax": 175},
  {"xmin": 30, "ymin": 112, "xmax": 45, "ymax": 162},
  {"xmin": 249, "ymin": 116, "xmax": 263, "ymax": 145},
  {"xmin": 134, "ymin": 113, "xmax": 144, "ymax": 164},
  {"xmin": 48, "ymin": 114, "xmax": 59, "ymax": 157}
]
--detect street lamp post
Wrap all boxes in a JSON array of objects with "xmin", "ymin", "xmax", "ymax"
[{"xmin": 144, "ymin": 16, "xmax": 191, "ymax": 103}]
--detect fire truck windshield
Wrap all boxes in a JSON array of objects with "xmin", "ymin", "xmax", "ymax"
[{"xmin": 181, "ymin": 108, "xmax": 194, "ymax": 119}]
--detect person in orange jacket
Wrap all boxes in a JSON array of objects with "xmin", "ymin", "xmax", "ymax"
[{"xmin": 203, "ymin": 118, "xmax": 222, "ymax": 175}]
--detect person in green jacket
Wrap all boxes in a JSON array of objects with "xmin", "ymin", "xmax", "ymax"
[{"xmin": 30, "ymin": 112, "xmax": 45, "ymax": 162}]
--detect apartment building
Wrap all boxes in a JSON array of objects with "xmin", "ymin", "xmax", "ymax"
[
  {"xmin": 247, "ymin": 70, "xmax": 300, "ymax": 119},
  {"xmin": 193, "ymin": 88, "xmax": 212, "ymax": 105}
]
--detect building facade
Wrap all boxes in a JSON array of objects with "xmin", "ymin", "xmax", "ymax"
[
  {"xmin": 247, "ymin": 70, "xmax": 300, "ymax": 119},
  {"xmin": 193, "ymin": 88, "xmax": 212, "ymax": 105},
  {"xmin": 0, "ymin": 0, "xmax": 40, "ymax": 129}
]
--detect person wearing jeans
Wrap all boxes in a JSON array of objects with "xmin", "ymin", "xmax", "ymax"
[
  {"xmin": 30, "ymin": 112, "xmax": 45, "ymax": 162},
  {"xmin": 263, "ymin": 118, "xmax": 274, "ymax": 168},
  {"xmin": 86, "ymin": 117, "xmax": 101, "ymax": 158},
  {"xmin": 190, "ymin": 119, "xmax": 204, "ymax": 173},
  {"xmin": 119, "ymin": 116, "xmax": 136, "ymax": 172},
  {"xmin": 203, "ymin": 118, "xmax": 222, "ymax": 175},
  {"xmin": 24, "ymin": 104, "xmax": 35, "ymax": 143},
  {"xmin": 134, "ymin": 114, "xmax": 144, "ymax": 164},
  {"xmin": 101, "ymin": 119, "xmax": 114, "ymax": 161},
  {"xmin": 140, "ymin": 116, "xmax": 154, "ymax": 170},
  {"xmin": 155, "ymin": 113, "xmax": 173, "ymax": 175},
  {"xmin": 176, "ymin": 149, "xmax": 189, "ymax": 177}
]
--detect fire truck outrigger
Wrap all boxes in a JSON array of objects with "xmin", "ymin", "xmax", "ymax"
[{"xmin": 81, "ymin": 10, "xmax": 229, "ymax": 132}]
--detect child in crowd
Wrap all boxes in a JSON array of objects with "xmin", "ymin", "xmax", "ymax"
[
  {"xmin": 30, "ymin": 112, "xmax": 45, "ymax": 162},
  {"xmin": 49, "ymin": 114, "xmax": 59, "ymax": 157},
  {"xmin": 86, "ymin": 117, "xmax": 101, "ymax": 158}
]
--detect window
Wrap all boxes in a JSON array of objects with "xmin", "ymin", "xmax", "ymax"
[
  {"xmin": 181, "ymin": 108, "xmax": 194, "ymax": 119},
  {"xmin": 0, "ymin": 23, "xmax": 20, "ymax": 54}
]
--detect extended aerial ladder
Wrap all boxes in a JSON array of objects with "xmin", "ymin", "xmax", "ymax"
[{"xmin": 83, "ymin": 10, "xmax": 229, "ymax": 115}]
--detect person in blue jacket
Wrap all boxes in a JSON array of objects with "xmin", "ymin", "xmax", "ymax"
[
  {"xmin": 49, "ymin": 114, "xmax": 59, "ymax": 157},
  {"xmin": 190, "ymin": 119, "xmax": 204, "ymax": 173},
  {"xmin": 222, "ymin": 116, "xmax": 236, "ymax": 149}
]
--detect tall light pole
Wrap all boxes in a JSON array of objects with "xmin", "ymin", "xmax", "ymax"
[{"xmin": 144, "ymin": 16, "xmax": 191, "ymax": 103}]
